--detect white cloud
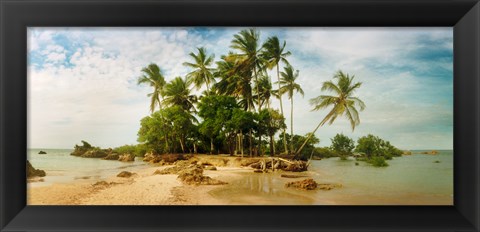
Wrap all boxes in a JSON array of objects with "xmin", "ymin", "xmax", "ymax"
[{"xmin": 27, "ymin": 27, "xmax": 453, "ymax": 150}]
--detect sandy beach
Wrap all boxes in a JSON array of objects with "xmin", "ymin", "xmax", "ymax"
[{"xmin": 28, "ymin": 164, "xmax": 249, "ymax": 205}]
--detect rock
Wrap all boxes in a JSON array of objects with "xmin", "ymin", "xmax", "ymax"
[
  {"xmin": 81, "ymin": 149, "xmax": 108, "ymax": 158},
  {"xmin": 317, "ymin": 183, "xmax": 343, "ymax": 190},
  {"xmin": 177, "ymin": 165, "xmax": 226, "ymax": 185},
  {"xmin": 204, "ymin": 166, "xmax": 217, "ymax": 171},
  {"xmin": 38, "ymin": 151, "xmax": 47, "ymax": 154},
  {"xmin": 434, "ymin": 160, "xmax": 441, "ymax": 163},
  {"xmin": 143, "ymin": 152, "xmax": 156, "ymax": 162},
  {"xmin": 117, "ymin": 171, "xmax": 135, "ymax": 178},
  {"xmin": 92, "ymin": 181, "xmax": 110, "ymax": 187},
  {"xmin": 103, "ymin": 153, "xmax": 120, "ymax": 160},
  {"xmin": 285, "ymin": 179, "xmax": 317, "ymax": 190},
  {"xmin": 27, "ymin": 160, "xmax": 46, "ymax": 178},
  {"xmin": 281, "ymin": 174, "xmax": 309, "ymax": 178},
  {"xmin": 71, "ymin": 140, "xmax": 94, "ymax": 156},
  {"xmin": 420, "ymin": 150, "xmax": 438, "ymax": 155},
  {"xmin": 403, "ymin": 150, "xmax": 412, "ymax": 155},
  {"xmin": 118, "ymin": 153, "xmax": 135, "ymax": 162}
]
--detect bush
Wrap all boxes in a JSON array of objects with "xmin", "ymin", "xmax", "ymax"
[
  {"xmin": 114, "ymin": 144, "xmax": 150, "ymax": 157},
  {"xmin": 355, "ymin": 134, "xmax": 402, "ymax": 167},
  {"xmin": 330, "ymin": 134, "xmax": 355, "ymax": 160},
  {"xmin": 314, "ymin": 147, "xmax": 339, "ymax": 158},
  {"xmin": 367, "ymin": 156, "xmax": 389, "ymax": 167}
]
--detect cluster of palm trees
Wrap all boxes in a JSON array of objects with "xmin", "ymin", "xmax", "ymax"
[{"xmin": 137, "ymin": 28, "xmax": 365, "ymax": 158}]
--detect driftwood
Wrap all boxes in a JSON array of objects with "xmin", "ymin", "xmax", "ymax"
[
  {"xmin": 281, "ymin": 174, "xmax": 309, "ymax": 178},
  {"xmin": 250, "ymin": 157, "xmax": 308, "ymax": 172}
]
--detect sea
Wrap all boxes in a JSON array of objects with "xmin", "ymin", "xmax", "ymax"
[
  {"xmin": 209, "ymin": 150, "xmax": 454, "ymax": 205},
  {"xmin": 28, "ymin": 148, "xmax": 149, "ymax": 187},
  {"xmin": 28, "ymin": 149, "xmax": 453, "ymax": 205}
]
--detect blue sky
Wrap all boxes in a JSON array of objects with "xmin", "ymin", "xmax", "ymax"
[{"xmin": 27, "ymin": 27, "xmax": 453, "ymax": 150}]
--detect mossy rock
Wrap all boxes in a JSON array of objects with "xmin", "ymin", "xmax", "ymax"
[{"xmin": 27, "ymin": 160, "xmax": 46, "ymax": 178}]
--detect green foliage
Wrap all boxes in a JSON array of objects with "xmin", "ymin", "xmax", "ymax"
[
  {"xmin": 198, "ymin": 95, "xmax": 246, "ymax": 154},
  {"xmin": 367, "ymin": 156, "xmax": 389, "ymax": 167},
  {"xmin": 138, "ymin": 106, "xmax": 197, "ymax": 153},
  {"xmin": 277, "ymin": 133, "xmax": 319, "ymax": 160},
  {"xmin": 114, "ymin": 144, "xmax": 149, "ymax": 157},
  {"xmin": 330, "ymin": 133, "xmax": 355, "ymax": 160},
  {"xmin": 314, "ymin": 147, "xmax": 339, "ymax": 158},
  {"xmin": 355, "ymin": 134, "xmax": 402, "ymax": 167}
]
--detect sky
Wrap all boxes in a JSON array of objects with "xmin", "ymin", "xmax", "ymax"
[{"xmin": 27, "ymin": 27, "xmax": 453, "ymax": 150}]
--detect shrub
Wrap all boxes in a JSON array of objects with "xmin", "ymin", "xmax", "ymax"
[
  {"xmin": 330, "ymin": 134, "xmax": 355, "ymax": 160},
  {"xmin": 367, "ymin": 156, "xmax": 389, "ymax": 167},
  {"xmin": 355, "ymin": 134, "xmax": 402, "ymax": 167}
]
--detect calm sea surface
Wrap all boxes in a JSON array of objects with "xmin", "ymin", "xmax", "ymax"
[
  {"xmin": 28, "ymin": 148, "xmax": 149, "ymax": 187},
  {"xmin": 210, "ymin": 150, "xmax": 453, "ymax": 205},
  {"xmin": 28, "ymin": 149, "xmax": 453, "ymax": 205}
]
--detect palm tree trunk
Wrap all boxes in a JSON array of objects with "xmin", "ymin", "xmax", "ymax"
[
  {"xmin": 249, "ymin": 129, "xmax": 253, "ymax": 157},
  {"xmin": 290, "ymin": 97, "xmax": 294, "ymax": 156},
  {"xmin": 295, "ymin": 108, "xmax": 335, "ymax": 158},
  {"xmin": 179, "ymin": 138, "xmax": 185, "ymax": 153},
  {"xmin": 158, "ymin": 102, "xmax": 169, "ymax": 154},
  {"xmin": 253, "ymin": 67, "xmax": 262, "ymax": 156},
  {"xmin": 206, "ymin": 79, "xmax": 210, "ymax": 92},
  {"xmin": 266, "ymin": 101, "xmax": 274, "ymax": 156},
  {"xmin": 240, "ymin": 132, "xmax": 244, "ymax": 158},
  {"xmin": 277, "ymin": 65, "xmax": 288, "ymax": 154},
  {"xmin": 210, "ymin": 138, "xmax": 214, "ymax": 155}
]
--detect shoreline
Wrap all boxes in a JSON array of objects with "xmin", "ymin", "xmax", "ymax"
[
  {"xmin": 27, "ymin": 163, "xmax": 249, "ymax": 205},
  {"xmin": 27, "ymin": 154, "xmax": 454, "ymax": 206}
]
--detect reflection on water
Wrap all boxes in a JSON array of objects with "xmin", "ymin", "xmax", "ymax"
[
  {"xmin": 210, "ymin": 172, "xmax": 317, "ymax": 205},
  {"xmin": 211, "ymin": 151, "xmax": 453, "ymax": 205}
]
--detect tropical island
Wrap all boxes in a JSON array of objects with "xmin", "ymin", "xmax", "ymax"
[{"xmin": 27, "ymin": 28, "xmax": 453, "ymax": 205}]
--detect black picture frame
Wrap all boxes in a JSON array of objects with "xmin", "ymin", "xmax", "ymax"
[{"xmin": 1, "ymin": 0, "xmax": 479, "ymax": 231}]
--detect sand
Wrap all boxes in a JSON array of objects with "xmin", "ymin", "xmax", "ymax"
[{"xmin": 27, "ymin": 165, "xmax": 247, "ymax": 205}]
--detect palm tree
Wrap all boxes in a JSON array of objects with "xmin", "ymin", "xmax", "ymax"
[
  {"xmin": 230, "ymin": 29, "xmax": 265, "ymax": 156},
  {"xmin": 230, "ymin": 29, "xmax": 263, "ymax": 111},
  {"xmin": 137, "ymin": 63, "xmax": 167, "ymax": 113},
  {"xmin": 254, "ymin": 74, "xmax": 280, "ymax": 156},
  {"xmin": 262, "ymin": 36, "xmax": 291, "ymax": 154},
  {"xmin": 183, "ymin": 47, "xmax": 216, "ymax": 91},
  {"xmin": 254, "ymin": 74, "xmax": 273, "ymax": 111},
  {"xmin": 295, "ymin": 71, "xmax": 366, "ymax": 157},
  {"xmin": 215, "ymin": 56, "xmax": 254, "ymax": 111},
  {"xmin": 162, "ymin": 76, "xmax": 198, "ymax": 112},
  {"xmin": 138, "ymin": 63, "xmax": 170, "ymax": 152},
  {"xmin": 278, "ymin": 65, "xmax": 304, "ymax": 155}
]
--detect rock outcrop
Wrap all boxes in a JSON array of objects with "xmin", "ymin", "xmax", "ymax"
[
  {"xmin": 421, "ymin": 150, "xmax": 439, "ymax": 155},
  {"xmin": 118, "ymin": 153, "xmax": 135, "ymax": 162},
  {"xmin": 285, "ymin": 179, "xmax": 318, "ymax": 190},
  {"xmin": 117, "ymin": 171, "xmax": 135, "ymax": 178},
  {"xmin": 285, "ymin": 179, "xmax": 343, "ymax": 191},
  {"xmin": 177, "ymin": 165, "xmax": 226, "ymax": 185},
  {"xmin": 71, "ymin": 140, "xmax": 94, "ymax": 156},
  {"xmin": 103, "ymin": 153, "xmax": 120, "ymax": 160},
  {"xmin": 27, "ymin": 160, "xmax": 46, "ymax": 178},
  {"xmin": 402, "ymin": 150, "xmax": 412, "ymax": 155},
  {"xmin": 81, "ymin": 148, "xmax": 108, "ymax": 158}
]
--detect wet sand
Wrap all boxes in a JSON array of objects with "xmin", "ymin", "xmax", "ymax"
[{"xmin": 27, "ymin": 165, "xmax": 251, "ymax": 205}]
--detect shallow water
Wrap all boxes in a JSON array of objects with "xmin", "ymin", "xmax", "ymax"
[
  {"xmin": 210, "ymin": 150, "xmax": 453, "ymax": 205},
  {"xmin": 28, "ymin": 148, "xmax": 149, "ymax": 187}
]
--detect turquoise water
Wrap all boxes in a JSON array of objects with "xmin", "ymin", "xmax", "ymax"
[
  {"xmin": 210, "ymin": 150, "xmax": 453, "ymax": 205},
  {"xmin": 28, "ymin": 149, "xmax": 149, "ymax": 187},
  {"xmin": 28, "ymin": 149, "xmax": 453, "ymax": 205}
]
